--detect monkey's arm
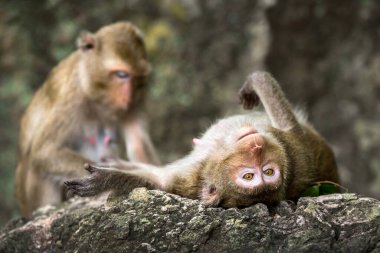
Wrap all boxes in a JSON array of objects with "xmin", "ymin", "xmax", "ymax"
[
  {"xmin": 24, "ymin": 119, "xmax": 92, "ymax": 179},
  {"xmin": 65, "ymin": 163, "xmax": 167, "ymax": 197},
  {"xmin": 123, "ymin": 114, "xmax": 161, "ymax": 165},
  {"xmin": 32, "ymin": 146, "xmax": 93, "ymax": 178},
  {"xmin": 239, "ymin": 72, "xmax": 299, "ymax": 130},
  {"xmin": 65, "ymin": 151, "xmax": 204, "ymax": 198}
]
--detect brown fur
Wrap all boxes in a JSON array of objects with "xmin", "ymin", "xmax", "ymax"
[
  {"xmin": 66, "ymin": 71, "xmax": 339, "ymax": 208},
  {"xmin": 16, "ymin": 22, "xmax": 160, "ymax": 217}
]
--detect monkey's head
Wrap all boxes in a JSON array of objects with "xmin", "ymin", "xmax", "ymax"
[
  {"xmin": 76, "ymin": 22, "xmax": 151, "ymax": 115},
  {"xmin": 200, "ymin": 121, "xmax": 289, "ymax": 208}
]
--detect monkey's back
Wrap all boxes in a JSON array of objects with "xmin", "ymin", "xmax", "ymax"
[
  {"xmin": 15, "ymin": 52, "xmax": 85, "ymax": 214},
  {"xmin": 18, "ymin": 53, "xmax": 82, "ymax": 155}
]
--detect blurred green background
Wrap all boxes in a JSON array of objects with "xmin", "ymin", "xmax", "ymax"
[{"xmin": 1, "ymin": 0, "xmax": 380, "ymax": 226}]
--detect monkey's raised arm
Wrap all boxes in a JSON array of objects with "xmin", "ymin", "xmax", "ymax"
[{"xmin": 239, "ymin": 72, "xmax": 299, "ymax": 130}]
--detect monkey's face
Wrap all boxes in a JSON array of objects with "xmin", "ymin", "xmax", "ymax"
[
  {"xmin": 97, "ymin": 58, "xmax": 148, "ymax": 111},
  {"xmin": 77, "ymin": 22, "xmax": 151, "ymax": 116},
  {"xmin": 195, "ymin": 114, "xmax": 272, "ymax": 156},
  {"xmin": 201, "ymin": 129, "xmax": 288, "ymax": 208}
]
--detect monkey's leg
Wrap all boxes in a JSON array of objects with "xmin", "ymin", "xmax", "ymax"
[
  {"xmin": 22, "ymin": 169, "xmax": 62, "ymax": 216},
  {"xmin": 239, "ymin": 72, "xmax": 299, "ymax": 131}
]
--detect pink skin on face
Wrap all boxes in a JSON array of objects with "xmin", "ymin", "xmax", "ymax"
[
  {"xmin": 233, "ymin": 127, "xmax": 281, "ymax": 189},
  {"xmin": 120, "ymin": 82, "xmax": 132, "ymax": 107},
  {"xmin": 237, "ymin": 127, "xmax": 265, "ymax": 166},
  {"xmin": 235, "ymin": 164, "xmax": 281, "ymax": 189},
  {"xmin": 109, "ymin": 66, "xmax": 134, "ymax": 108}
]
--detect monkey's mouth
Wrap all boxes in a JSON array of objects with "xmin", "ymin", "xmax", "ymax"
[
  {"xmin": 237, "ymin": 129, "xmax": 265, "ymax": 152},
  {"xmin": 238, "ymin": 130, "xmax": 258, "ymax": 141}
]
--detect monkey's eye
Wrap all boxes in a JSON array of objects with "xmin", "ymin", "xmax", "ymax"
[
  {"xmin": 264, "ymin": 168, "xmax": 274, "ymax": 176},
  {"xmin": 242, "ymin": 173, "xmax": 254, "ymax": 180},
  {"xmin": 114, "ymin": 71, "xmax": 130, "ymax": 79}
]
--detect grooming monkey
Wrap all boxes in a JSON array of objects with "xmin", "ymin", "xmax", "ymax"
[
  {"xmin": 66, "ymin": 72, "xmax": 339, "ymax": 207},
  {"xmin": 16, "ymin": 22, "xmax": 160, "ymax": 217}
]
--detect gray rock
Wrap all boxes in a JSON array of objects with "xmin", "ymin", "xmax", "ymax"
[{"xmin": 1, "ymin": 189, "xmax": 379, "ymax": 253}]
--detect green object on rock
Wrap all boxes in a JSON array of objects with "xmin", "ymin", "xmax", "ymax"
[{"xmin": 301, "ymin": 182, "xmax": 342, "ymax": 197}]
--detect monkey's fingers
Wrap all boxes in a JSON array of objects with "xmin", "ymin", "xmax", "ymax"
[
  {"xmin": 64, "ymin": 180, "xmax": 83, "ymax": 187},
  {"xmin": 238, "ymin": 85, "xmax": 260, "ymax": 110},
  {"xmin": 67, "ymin": 188, "xmax": 92, "ymax": 197},
  {"xmin": 239, "ymin": 92, "xmax": 259, "ymax": 110},
  {"xmin": 64, "ymin": 180, "xmax": 98, "ymax": 197},
  {"xmin": 64, "ymin": 180, "xmax": 86, "ymax": 195},
  {"xmin": 64, "ymin": 180, "xmax": 83, "ymax": 196},
  {"xmin": 245, "ymin": 94, "xmax": 257, "ymax": 109}
]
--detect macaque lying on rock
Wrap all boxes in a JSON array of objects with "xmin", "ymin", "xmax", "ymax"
[{"xmin": 66, "ymin": 71, "xmax": 340, "ymax": 207}]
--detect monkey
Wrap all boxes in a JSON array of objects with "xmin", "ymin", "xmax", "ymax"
[
  {"xmin": 15, "ymin": 22, "xmax": 161, "ymax": 217},
  {"xmin": 80, "ymin": 125, "xmax": 120, "ymax": 163},
  {"xmin": 65, "ymin": 71, "xmax": 339, "ymax": 208}
]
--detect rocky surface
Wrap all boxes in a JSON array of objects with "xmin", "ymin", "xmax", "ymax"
[{"xmin": 0, "ymin": 188, "xmax": 379, "ymax": 253}]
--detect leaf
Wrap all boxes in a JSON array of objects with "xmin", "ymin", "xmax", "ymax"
[
  {"xmin": 300, "ymin": 185, "xmax": 320, "ymax": 197},
  {"xmin": 319, "ymin": 183, "xmax": 338, "ymax": 195},
  {"xmin": 300, "ymin": 181, "xmax": 345, "ymax": 197}
]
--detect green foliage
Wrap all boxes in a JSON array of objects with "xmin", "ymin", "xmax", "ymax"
[{"xmin": 301, "ymin": 182, "xmax": 347, "ymax": 197}]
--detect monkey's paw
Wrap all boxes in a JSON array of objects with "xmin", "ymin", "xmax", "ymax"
[
  {"xmin": 64, "ymin": 164, "xmax": 110, "ymax": 197},
  {"xmin": 239, "ymin": 78, "xmax": 260, "ymax": 110}
]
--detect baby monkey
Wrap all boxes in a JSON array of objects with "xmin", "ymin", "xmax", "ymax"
[{"xmin": 66, "ymin": 72, "xmax": 339, "ymax": 207}]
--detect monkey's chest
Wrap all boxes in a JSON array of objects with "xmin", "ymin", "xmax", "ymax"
[{"xmin": 76, "ymin": 126, "xmax": 122, "ymax": 162}]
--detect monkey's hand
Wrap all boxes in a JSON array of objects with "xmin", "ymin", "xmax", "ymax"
[
  {"xmin": 65, "ymin": 164, "xmax": 121, "ymax": 197},
  {"xmin": 239, "ymin": 76, "xmax": 260, "ymax": 110}
]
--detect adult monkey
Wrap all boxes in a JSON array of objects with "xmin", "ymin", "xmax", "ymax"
[{"xmin": 16, "ymin": 22, "xmax": 160, "ymax": 217}]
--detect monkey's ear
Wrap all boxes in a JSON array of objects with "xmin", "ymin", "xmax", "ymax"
[
  {"xmin": 76, "ymin": 31, "xmax": 97, "ymax": 51},
  {"xmin": 200, "ymin": 184, "xmax": 220, "ymax": 207}
]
